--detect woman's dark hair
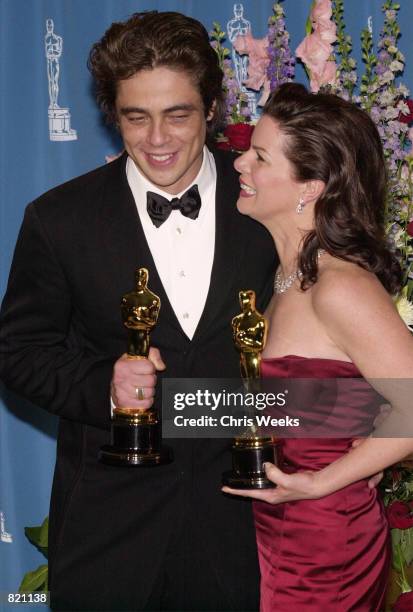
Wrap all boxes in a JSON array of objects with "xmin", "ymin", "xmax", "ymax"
[
  {"xmin": 263, "ymin": 82, "xmax": 401, "ymax": 294},
  {"xmin": 88, "ymin": 11, "xmax": 225, "ymax": 134}
]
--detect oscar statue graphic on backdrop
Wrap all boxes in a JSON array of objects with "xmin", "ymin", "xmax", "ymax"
[
  {"xmin": 226, "ymin": 3, "xmax": 259, "ymax": 120},
  {"xmin": 222, "ymin": 290, "xmax": 277, "ymax": 488},
  {"xmin": 100, "ymin": 268, "xmax": 172, "ymax": 466},
  {"xmin": 0, "ymin": 511, "xmax": 13, "ymax": 544},
  {"xmin": 45, "ymin": 18, "xmax": 77, "ymax": 141}
]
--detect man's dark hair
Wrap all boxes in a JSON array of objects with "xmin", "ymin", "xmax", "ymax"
[
  {"xmin": 263, "ymin": 82, "xmax": 401, "ymax": 294},
  {"xmin": 88, "ymin": 11, "xmax": 225, "ymax": 134}
]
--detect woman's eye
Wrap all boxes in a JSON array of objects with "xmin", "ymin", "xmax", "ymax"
[{"xmin": 256, "ymin": 152, "xmax": 265, "ymax": 162}]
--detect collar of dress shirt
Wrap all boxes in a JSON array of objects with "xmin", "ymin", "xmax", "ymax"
[{"xmin": 126, "ymin": 146, "xmax": 216, "ymax": 226}]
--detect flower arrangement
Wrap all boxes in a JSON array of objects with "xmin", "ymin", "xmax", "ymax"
[
  {"xmin": 382, "ymin": 465, "xmax": 413, "ymax": 608},
  {"xmin": 210, "ymin": 2, "xmax": 294, "ymax": 151},
  {"xmin": 209, "ymin": 21, "xmax": 253, "ymax": 151},
  {"xmin": 210, "ymin": 1, "xmax": 413, "ymax": 323},
  {"xmin": 284, "ymin": 1, "xmax": 413, "ymax": 606},
  {"xmin": 210, "ymin": 1, "xmax": 413, "ymax": 607}
]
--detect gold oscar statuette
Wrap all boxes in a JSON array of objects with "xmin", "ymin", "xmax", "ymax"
[
  {"xmin": 222, "ymin": 290, "xmax": 278, "ymax": 488},
  {"xmin": 99, "ymin": 268, "xmax": 172, "ymax": 466}
]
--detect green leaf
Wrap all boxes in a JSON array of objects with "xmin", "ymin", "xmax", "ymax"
[
  {"xmin": 392, "ymin": 528, "xmax": 402, "ymax": 548},
  {"xmin": 401, "ymin": 527, "xmax": 413, "ymax": 566},
  {"xmin": 305, "ymin": 1, "xmax": 315, "ymax": 35},
  {"xmin": 18, "ymin": 564, "xmax": 48, "ymax": 593},
  {"xmin": 24, "ymin": 516, "xmax": 48, "ymax": 559}
]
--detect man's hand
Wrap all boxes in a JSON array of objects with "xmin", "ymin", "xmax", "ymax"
[{"xmin": 111, "ymin": 347, "xmax": 166, "ymax": 411}]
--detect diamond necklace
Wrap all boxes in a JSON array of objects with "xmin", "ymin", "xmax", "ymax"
[{"xmin": 274, "ymin": 249, "xmax": 326, "ymax": 294}]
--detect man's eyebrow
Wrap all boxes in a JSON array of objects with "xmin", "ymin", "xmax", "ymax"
[
  {"xmin": 119, "ymin": 107, "xmax": 147, "ymax": 115},
  {"xmin": 163, "ymin": 104, "xmax": 197, "ymax": 113},
  {"xmin": 119, "ymin": 104, "xmax": 197, "ymax": 115}
]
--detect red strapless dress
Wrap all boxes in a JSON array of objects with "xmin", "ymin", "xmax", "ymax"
[{"xmin": 255, "ymin": 356, "xmax": 390, "ymax": 612}]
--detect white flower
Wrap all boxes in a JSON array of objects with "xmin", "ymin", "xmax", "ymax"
[
  {"xmin": 388, "ymin": 120, "xmax": 403, "ymax": 134},
  {"xmin": 394, "ymin": 296, "xmax": 413, "ymax": 328},
  {"xmin": 380, "ymin": 90, "xmax": 396, "ymax": 106},
  {"xmin": 397, "ymin": 84, "xmax": 410, "ymax": 97},
  {"xmin": 380, "ymin": 70, "xmax": 395, "ymax": 85},
  {"xmin": 397, "ymin": 101, "xmax": 410, "ymax": 116},
  {"xmin": 384, "ymin": 107, "xmax": 400, "ymax": 121},
  {"xmin": 390, "ymin": 60, "xmax": 404, "ymax": 73},
  {"xmin": 393, "ymin": 227, "xmax": 405, "ymax": 249},
  {"xmin": 388, "ymin": 45, "xmax": 398, "ymax": 54}
]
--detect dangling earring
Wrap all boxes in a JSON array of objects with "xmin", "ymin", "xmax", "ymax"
[{"xmin": 296, "ymin": 197, "xmax": 305, "ymax": 214}]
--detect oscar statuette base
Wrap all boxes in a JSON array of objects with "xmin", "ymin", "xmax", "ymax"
[
  {"xmin": 99, "ymin": 412, "xmax": 172, "ymax": 467},
  {"xmin": 222, "ymin": 437, "xmax": 278, "ymax": 489}
]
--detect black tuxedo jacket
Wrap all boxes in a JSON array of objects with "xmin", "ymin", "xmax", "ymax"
[{"xmin": 0, "ymin": 149, "xmax": 276, "ymax": 611}]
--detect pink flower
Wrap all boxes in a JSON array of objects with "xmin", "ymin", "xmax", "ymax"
[
  {"xmin": 312, "ymin": 0, "xmax": 333, "ymax": 23},
  {"xmin": 311, "ymin": 0, "xmax": 336, "ymax": 43},
  {"xmin": 296, "ymin": 33, "xmax": 337, "ymax": 92},
  {"xmin": 233, "ymin": 32, "xmax": 270, "ymax": 96},
  {"xmin": 295, "ymin": 0, "xmax": 337, "ymax": 92},
  {"xmin": 310, "ymin": 60, "xmax": 338, "ymax": 92},
  {"xmin": 314, "ymin": 20, "xmax": 337, "ymax": 45}
]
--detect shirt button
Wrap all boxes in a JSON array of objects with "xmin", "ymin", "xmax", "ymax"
[
  {"xmin": 183, "ymin": 312, "xmax": 189, "ymax": 319},
  {"xmin": 179, "ymin": 270, "xmax": 186, "ymax": 277},
  {"xmin": 176, "ymin": 227, "xmax": 182, "ymax": 234}
]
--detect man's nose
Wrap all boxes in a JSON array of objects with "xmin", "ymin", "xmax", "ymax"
[{"xmin": 146, "ymin": 120, "xmax": 170, "ymax": 147}]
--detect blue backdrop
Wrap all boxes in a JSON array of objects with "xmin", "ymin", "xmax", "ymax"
[{"xmin": 1, "ymin": 1, "xmax": 413, "ymax": 608}]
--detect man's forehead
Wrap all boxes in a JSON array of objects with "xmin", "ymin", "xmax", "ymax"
[{"xmin": 115, "ymin": 67, "xmax": 203, "ymax": 109}]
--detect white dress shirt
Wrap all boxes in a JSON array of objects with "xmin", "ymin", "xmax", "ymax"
[{"xmin": 126, "ymin": 147, "xmax": 217, "ymax": 339}]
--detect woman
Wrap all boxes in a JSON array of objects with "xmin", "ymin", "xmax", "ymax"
[{"xmin": 222, "ymin": 83, "xmax": 413, "ymax": 611}]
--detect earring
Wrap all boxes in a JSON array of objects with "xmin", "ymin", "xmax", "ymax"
[{"xmin": 296, "ymin": 197, "xmax": 305, "ymax": 214}]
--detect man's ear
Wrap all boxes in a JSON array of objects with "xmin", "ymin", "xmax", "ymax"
[{"xmin": 302, "ymin": 179, "xmax": 325, "ymax": 204}]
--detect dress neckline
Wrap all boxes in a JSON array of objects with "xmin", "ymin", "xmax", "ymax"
[{"xmin": 262, "ymin": 354, "xmax": 353, "ymax": 365}]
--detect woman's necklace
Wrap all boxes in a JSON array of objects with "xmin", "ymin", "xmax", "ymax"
[{"xmin": 274, "ymin": 249, "xmax": 326, "ymax": 295}]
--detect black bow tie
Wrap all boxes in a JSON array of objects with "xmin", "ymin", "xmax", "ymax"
[{"xmin": 146, "ymin": 185, "xmax": 201, "ymax": 228}]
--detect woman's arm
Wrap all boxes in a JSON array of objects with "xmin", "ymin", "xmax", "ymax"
[{"xmin": 222, "ymin": 266, "xmax": 413, "ymax": 503}]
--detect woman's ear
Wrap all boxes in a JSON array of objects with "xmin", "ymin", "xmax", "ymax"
[{"xmin": 302, "ymin": 179, "xmax": 325, "ymax": 204}]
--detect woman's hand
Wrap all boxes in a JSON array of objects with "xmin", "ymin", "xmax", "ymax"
[{"xmin": 222, "ymin": 462, "xmax": 325, "ymax": 504}]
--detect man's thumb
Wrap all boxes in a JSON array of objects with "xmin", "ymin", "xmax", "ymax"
[{"xmin": 148, "ymin": 347, "xmax": 166, "ymax": 371}]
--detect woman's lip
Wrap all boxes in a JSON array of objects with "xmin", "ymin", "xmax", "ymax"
[{"xmin": 239, "ymin": 179, "xmax": 256, "ymax": 197}]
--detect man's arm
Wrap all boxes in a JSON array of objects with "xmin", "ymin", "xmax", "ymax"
[{"xmin": 0, "ymin": 203, "xmax": 116, "ymax": 430}]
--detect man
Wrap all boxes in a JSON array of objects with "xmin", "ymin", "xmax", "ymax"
[{"xmin": 0, "ymin": 12, "xmax": 275, "ymax": 611}]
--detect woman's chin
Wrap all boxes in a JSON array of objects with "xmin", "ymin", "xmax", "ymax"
[{"xmin": 236, "ymin": 195, "xmax": 256, "ymax": 217}]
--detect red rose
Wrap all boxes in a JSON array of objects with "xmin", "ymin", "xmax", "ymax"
[
  {"xmin": 407, "ymin": 221, "xmax": 413, "ymax": 237},
  {"xmin": 386, "ymin": 501, "xmax": 413, "ymax": 529},
  {"xmin": 399, "ymin": 99, "xmax": 413, "ymax": 124},
  {"xmin": 223, "ymin": 123, "xmax": 254, "ymax": 151},
  {"xmin": 393, "ymin": 591, "xmax": 413, "ymax": 611},
  {"xmin": 215, "ymin": 139, "xmax": 232, "ymax": 151}
]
